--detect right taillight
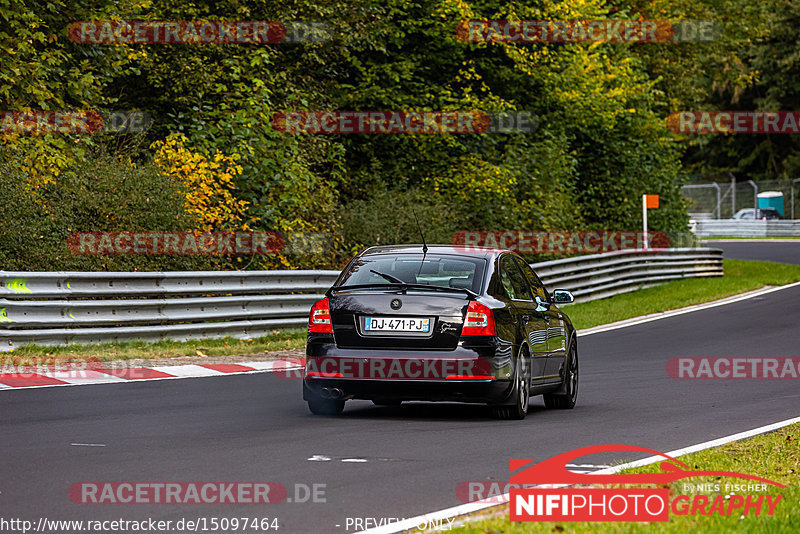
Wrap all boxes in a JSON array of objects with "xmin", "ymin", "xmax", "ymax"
[
  {"xmin": 461, "ymin": 301, "xmax": 496, "ymax": 336},
  {"xmin": 308, "ymin": 298, "xmax": 332, "ymax": 333}
]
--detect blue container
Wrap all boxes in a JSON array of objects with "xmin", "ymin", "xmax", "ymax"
[{"xmin": 758, "ymin": 191, "xmax": 784, "ymax": 216}]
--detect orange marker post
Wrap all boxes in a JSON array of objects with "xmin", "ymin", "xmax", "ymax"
[{"xmin": 643, "ymin": 195, "xmax": 659, "ymax": 249}]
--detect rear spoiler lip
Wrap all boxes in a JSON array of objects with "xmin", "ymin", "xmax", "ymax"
[{"xmin": 326, "ymin": 283, "xmax": 478, "ymax": 300}]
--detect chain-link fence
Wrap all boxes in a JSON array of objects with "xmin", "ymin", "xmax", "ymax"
[{"xmin": 681, "ymin": 177, "xmax": 800, "ymax": 219}]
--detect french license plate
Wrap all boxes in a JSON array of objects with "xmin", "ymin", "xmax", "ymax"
[{"xmin": 364, "ymin": 317, "xmax": 430, "ymax": 333}]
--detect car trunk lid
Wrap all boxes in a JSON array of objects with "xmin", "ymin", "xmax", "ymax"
[{"xmin": 329, "ymin": 288, "xmax": 469, "ymax": 350}]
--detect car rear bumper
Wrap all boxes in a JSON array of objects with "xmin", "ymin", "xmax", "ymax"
[
  {"xmin": 303, "ymin": 339, "xmax": 517, "ymax": 404},
  {"xmin": 303, "ymin": 377, "xmax": 513, "ymax": 404}
]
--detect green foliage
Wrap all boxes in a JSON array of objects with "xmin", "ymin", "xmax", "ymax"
[
  {"xmin": 8, "ymin": 0, "xmax": 776, "ymax": 271},
  {"xmin": 714, "ymin": 0, "xmax": 800, "ymax": 180},
  {"xmin": 628, "ymin": 0, "xmax": 799, "ymax": 181},
  {"xmin": 339, "ymin": 187, "xmax": 460, "ymax": 255},
  {"xmin": 0, "ymin": 154, "xmax": 213, "ymax": 271}
]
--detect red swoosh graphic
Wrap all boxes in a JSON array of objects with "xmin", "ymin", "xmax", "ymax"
[{"xmin": 509, "ymin": 444, "xmax": 785, "ymax": 488}]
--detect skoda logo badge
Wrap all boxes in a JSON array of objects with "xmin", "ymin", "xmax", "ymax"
[{"xmin": 390, "ymin": 299, "xmax": 402, "ymax": 310}]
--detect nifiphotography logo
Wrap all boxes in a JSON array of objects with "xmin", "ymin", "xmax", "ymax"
[{"xmin": 509, "ymin": 444, "xmax": 784, "ymax": 522}]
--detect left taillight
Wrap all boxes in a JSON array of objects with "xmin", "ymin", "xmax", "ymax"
[
  {"xmin": 460, "ymin": 301, "xmax": 496, "ymax": 336},
  {"xmin": 308, "ymin": 298, "xmax": 332, "ymax": 333}
]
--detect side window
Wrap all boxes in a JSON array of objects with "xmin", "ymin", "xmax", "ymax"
[
  {"xmin": 499, "ymin": 256, "xmax": 532, "ymax": 301},
  {"xmin": 515, "ymin": 257, "xmax": 548, "ymax": 301},
  {"xmin": 498, "ymin": 267, "xmax": 517, "ymax": 300}
]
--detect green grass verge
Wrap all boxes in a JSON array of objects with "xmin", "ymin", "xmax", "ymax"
[
  {"xmin": 562, "ymin": 259, "xmax": 800, "ymax": 330},
  {"xmin": 3, "ymin": 329, "xmax": 306, "ymax": 364},
  {"xmin": 447, "ymin": 423, "xmax": 800, "ymax": 533}
]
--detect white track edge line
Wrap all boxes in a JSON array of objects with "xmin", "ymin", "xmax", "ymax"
[{"xmin": 355, "ymin": 414, "xmax": 800, "ymax": 534}]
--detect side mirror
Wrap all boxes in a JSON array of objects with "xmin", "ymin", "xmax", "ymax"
[{"xmin": 552, "ymin": 289, "xmax": 574, "ymax": 304}]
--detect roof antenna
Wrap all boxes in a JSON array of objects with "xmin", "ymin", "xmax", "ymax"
[
  {"xmin": 412, "ymin": 207, "xmax": 428, "ymax": 280},
  {"xmin": 411, "ymin": 207, "xmax": 428, "ymax": 254}
]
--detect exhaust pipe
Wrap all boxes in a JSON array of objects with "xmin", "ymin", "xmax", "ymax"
[{"xmin": 321, "ymin": 387, "xmax": 344, "ymax": 399}]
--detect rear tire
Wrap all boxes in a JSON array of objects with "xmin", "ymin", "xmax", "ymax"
[
  {"xmin": 544, "ymin": 342, "xmax": 578, "ymax": 409},
  {"xmin": 491, "ymin": 349, "xmax": 531, "ymax": 420},
  {"xmin": 307, "ymin": 398, "xmax": 345, "ymax": 415}
]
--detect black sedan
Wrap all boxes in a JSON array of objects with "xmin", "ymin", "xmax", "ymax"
[{"xmin": 302, "ymin": 245, "xmax": 578, "ymax": 419}]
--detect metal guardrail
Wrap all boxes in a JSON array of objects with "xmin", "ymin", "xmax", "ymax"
[
  {"xmin": 534, "ymin": 248, "xmax": 723, "ymax": 302},
  {"xmin": 692, "ymin": 219, "xmax": 800, "ymax": 237},
  {"xmin": 0, "ymin": 248, "xmax": 722, "ymax": 350},
  {"xmin": 0, "ymin": 270, "xmax": 340, "ymax": 298}
]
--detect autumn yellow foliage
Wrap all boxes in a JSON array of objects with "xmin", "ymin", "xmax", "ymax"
[{"xmin": 152, "ymin": 134, "xmax": 251, "ymax": 232}]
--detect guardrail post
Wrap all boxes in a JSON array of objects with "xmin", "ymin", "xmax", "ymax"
[
  {"xmin": 747, "ymin": 180, "xmax": 758, "ymax": 216},
  {"xmin": 712, "ymin": 182, "xmax": 721, "ymax": 219}
]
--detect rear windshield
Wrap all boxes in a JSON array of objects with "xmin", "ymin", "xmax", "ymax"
[{"xmin": 338, "ymin": 254, "xmax": 485, "ymax": 293}]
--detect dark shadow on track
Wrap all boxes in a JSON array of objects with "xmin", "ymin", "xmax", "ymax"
[{"xmin": 329, "ymin": 400, "xmax": 551, "ymax": 421}]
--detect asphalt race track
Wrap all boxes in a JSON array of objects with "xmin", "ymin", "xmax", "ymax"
[
  {"xmin": 2, "ymin": 277, "xmax": 799, "ymax": 533},
  {"xmin": 705, "ymin": 240, "xmax": 800, "ymax": 265}
]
